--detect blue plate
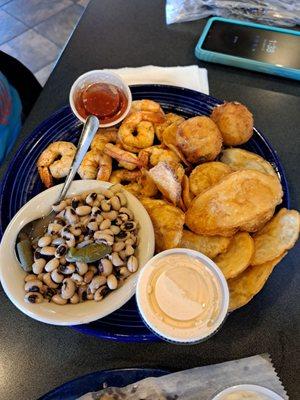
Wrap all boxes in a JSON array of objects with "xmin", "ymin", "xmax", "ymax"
[
  {"xmin": 0, "ymin": 85, "xmax": 290, "ymax": 342},
  {"xmin": 38, "ymin": 368, "xmax": 168, "ymax": 400}
]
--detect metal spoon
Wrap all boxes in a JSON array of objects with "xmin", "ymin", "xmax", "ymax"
[{"xmin": 15, "ymin": 115, "xmax": 99, "ymax": 271}]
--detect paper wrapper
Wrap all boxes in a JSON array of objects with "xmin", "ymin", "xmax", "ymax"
[{"xmin": 78, "ymin": 354, "xmax": 288, "ymax": 399}]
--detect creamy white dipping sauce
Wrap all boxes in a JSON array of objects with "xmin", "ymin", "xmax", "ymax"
[
  {"xmin": 220, "ymin": 391, "xmax": 268, "ymax": 400},
  {"xmin": 137, "ymin": 251, "xmax": 228, "ymax": 342}
]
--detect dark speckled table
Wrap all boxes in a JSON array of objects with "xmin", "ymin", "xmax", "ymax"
[{"xmin": 0, "ymin": 1, "xmax": 299, "ymax": 399}]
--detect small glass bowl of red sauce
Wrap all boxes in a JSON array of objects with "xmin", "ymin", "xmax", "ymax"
[{"xmin": 69, "ymin": 70, "xmax": 132, "ymax": 127}]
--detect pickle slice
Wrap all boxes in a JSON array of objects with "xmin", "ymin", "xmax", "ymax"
[{"xmin": 66, "ymin": 243, "xmax": 112, "ymax": 263}]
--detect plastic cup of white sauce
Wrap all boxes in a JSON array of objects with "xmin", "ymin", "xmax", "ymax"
[
  {"xmin": 136, "ymin": 248, "xmax": 229, "ymax": 344},
  {"xmin": 212, "ymin": 384, "xmax": 285, "ymax": 400}
]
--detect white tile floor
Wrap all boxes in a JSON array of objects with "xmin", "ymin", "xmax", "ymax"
[{"xmin": 0, "ymin": 0, "xmax": 90, "ymax": 85}]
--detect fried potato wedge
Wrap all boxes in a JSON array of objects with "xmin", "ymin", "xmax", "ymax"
[
  {"xmin": 149, "ymin": 161, "xmax": 182, "ymax": 205},
  {"xmin": 141, "ymin": 198, "xmax": 185, "ymax": 252},
  {"xmin": 211, "ymin": 102, "xmax": 253, "ymax": 146},
  {"xmin": 189, "ymin": 162, "xmax": 232, "ymax": 196},
  {"xmin": 252, "ymin": 208, "xmax": 299, "ymax": 265},
  {"xmin": 185, "ymin": 170, "xmax": 283, "ymax": 236},
  {"xmin": 220, "ymin": 148, "xmax": 277, "ymax": 177},
  {"xmin": 228, "ymin": 253, "xmax": 287, "ymax": 311},
  {"xmin": 214, "ymin": 232, "xmax": 254, "ymax": 279},
  {"xmin": 179, "ymin": 230, "xmax": 231, "ymax": 259}
]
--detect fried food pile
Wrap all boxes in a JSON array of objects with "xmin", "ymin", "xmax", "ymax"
[{"xmin": 36, "ymin": 99, "xmax": 299, "ymax": 311}]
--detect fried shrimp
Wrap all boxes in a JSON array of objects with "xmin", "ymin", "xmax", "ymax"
[
  {"xmin": 78, "ymin": 149, "xmax": 112, "ymax": 181},
  {"xmin": 176, "ymin": 116, "xmax": 222, "ymax": 164},
  {"xmin": 139, "ymin": 145, "xmax": 180, "ymax": 167},
  {"xmin": 104, "ymin": 143, "xmax": 143, "ymax": 169},
  {"xmin": 109, "ymin": 169, "xmax": 142, "ymax": 184},
  {"xmin": 131, "ymin": 99, "xmax": 164, "ymax": 114},
  {"xmin": 118, "ymin": 111, "xmax": 165, "ymax": 153},
  {"xmin": 91, "ymin": 128, "xmax": 118, "ymax": 151},
  {"xmin": 37, "ymin": 141, "xmax": 76, "ymax": 188}
]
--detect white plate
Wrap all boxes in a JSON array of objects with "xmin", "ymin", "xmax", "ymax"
[
  {"xmin": 212, "ymin": 384, "xmax": 285, "ymax": 400},
  {"xmin": 0, "ymin": 180, "xmax": 155, "ymax": 325}
]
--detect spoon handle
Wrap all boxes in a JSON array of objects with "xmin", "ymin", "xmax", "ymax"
[{"xmin": 58, "ymin": 115, "xmax": 99, "ymax": 202}]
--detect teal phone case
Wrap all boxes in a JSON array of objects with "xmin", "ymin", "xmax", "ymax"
[{"xmin": 195, "ymin": 17, "xmax": 300, "ymax": 81}]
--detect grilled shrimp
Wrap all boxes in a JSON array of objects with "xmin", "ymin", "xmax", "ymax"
[{"xmin": 37, "ymin": 141, "xmax": 76, "ymax": 188}]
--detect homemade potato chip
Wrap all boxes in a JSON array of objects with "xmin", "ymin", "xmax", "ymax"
[
  {"xmin": 155, "ymin": 113, "xmax": 184, "ymax": 142},
  {"xmin": 228, "ymin": 253, "xmax": 287, "ymax": 311},
  {"xmin": 141, "ymin": 198, "xmax": 185, "ymax": 252},
  {"xmin": 241, "ymin": 207, "xmax": 275, "ymax": 233},
  {"xmin": 179, "ymin": 230, "xmax": 231, "ymax": 259},
  {"xmin": 149, "ymin": 161, "xmax": 183, "ymax": 205},
  {"xmin": 252, "ymin": 208, "xmax": 299, "ymax": 265},
  {"xmin": 161, "ymin": 115, "xmax": 185, "ymax": 146},
  {"xmin": 182, "ymin": 175, "xmax": 193, "ymax": 210},
  {"xmin": 185, "ymin": 170, "xmax": 283, "ymax": 236},
  {"xmin": 214, "ymin": 232, "xmax": 254, "ymax": 279},
  {"xmin": 189, "ymin": 162, "xmax": 232, "ymax": 196},
  {"xmin": 220, "ymin": 148, "xmax": 277, "ymax": 177}
]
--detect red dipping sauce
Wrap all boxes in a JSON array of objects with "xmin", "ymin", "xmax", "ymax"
[{"xmin": 74, "ymin": 82, "xmax": 128, "ymax": 124}]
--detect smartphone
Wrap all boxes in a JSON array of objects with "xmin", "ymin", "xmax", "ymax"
[{"xmin": 195, "ymin": 17, "xmax": 300, "ymax": 81}]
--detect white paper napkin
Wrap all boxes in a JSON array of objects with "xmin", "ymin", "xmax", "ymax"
[{"xmin": 106, "ymin": 65, "xmax": 209, "ymax": 94}]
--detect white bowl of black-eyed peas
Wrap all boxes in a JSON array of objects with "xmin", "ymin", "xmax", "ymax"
[{"xmin": 0, "ymin": 180, "xmax": 155, "ymax": 325}]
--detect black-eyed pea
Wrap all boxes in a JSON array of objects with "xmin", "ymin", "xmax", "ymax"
[
  {"xmin": 52, "ymin": 200, "xmax": 67, "ymax": 212},
  {"xmin": 71, "ymin": 273, "xmax": 83, "ymax": 285},
  {"xmin": 91, "ymin": 206, "xmax": 101, "ymax": 216},
  {"xmin": 70, "ymin": 293, "xmax": 80, "ymax": 304},
  {"xmin": 96, "ymin": 214, "xmax": 104, "ymax": 224},
  {"xmin": 55, "ymin": 244, "xmax": 68, "ymax": 258},
  {"xmin": 120, "ymin": 221, "xmax": 137, "ymax": 232},
  {"xmin": 75, "ymin": 205, "xmax": 91, "ymax": 216},
  {"xmin": 101, "ymin": 229, "xmax": 114, "ymax": 236},
  {"xmin": 25, "ymin": 292, "xmax": 43, "ymax": 304},
  {"xmin": 100, "ymin": 219, "xmax": 111, "ymax": 230},
  {"xmin": 97, "ymin": 193, "xmax": 105, "ymax": 201},
  {"xmin": 119, "ymin": 207, "xmax": 134, "ymax": 220},
  {"xmin": 102, "ymin": 210, "xmax": 118, "ymax": 221},
  {"xmin": 116, "ymin": 192, "xmax": 127, "ymax": 206},
  {"xmin": 86, "ymin": 287, "xmax": 94, "ymax": 300},
  {"xmin": 70, "ymin": 225, "xmax": 82, "ymax": 236},
  {"xmin": 66, "ymin": 235, "xmax": 76, "ymax": 248},
  {"xmin": 32, "ymin": 258, "xmax": 46, "ymax": 274},
  {"xmin": 40, "ymin": 246, "xmax": 56, "ymax": 256},
  {"xmin": 94, "ymin": 285, "xmax": 109, "ymax": 301},
  {"xmin": 109, "ymin": 196, "xmax": 121, "ymax": 211},
  {"xmin": 75, "ymin": 262, "xmax": 88, "ymax": 275},
  {"xmin": 38, "ymin": 236, "xmax": 52, "ymax": 248},
  {"xmin": 100, "ymin": 199, "xmax": 111, "ymax": 212},
  {"xmin": 107, "ymin": 274, "xmax": 118, "ymax": 290},
  {"xmin": 65, "ymin": 206, "xmax": 79, "ymax": 224},
  {"xmin": 83, "ymin": 270, "xmax": 95, "ymax": 284},
  {"xmin": 24, "ymin": 280, "xmax": 43, "ymax": 292},
  {"xmin": 37, "ymin": 273, "xmax": 44, "ymax": 281},
  {"xmin": 52, "ymin": 237, "xmax": 65, "ymax": 246},
  {"xmin": 77, "ymin": 239, "xmax": 93, "ymax": 248},
  {"xmin": 119, "ymin": 266, "xmax": 131, "ymax": 278},
  {"xmin": 24, "ymin": 274, "xmax": 38, "ymax": 282},
  {"xmin": 110, "ymin": 225, "xmax": 121, "ymax": 235},
  {"xmin": 43, "ymin": 272, "xmax": 59, "ymax": 289},
  {"xmin": 71, "ymin": 196, "xmax": 81, "ymax": 209},
  {"xmin": 85, "ymin": 192, "xmax": 98, "ymax": 206},
  {"xmin": 61, "ymin": 278, "xmax": 76, "ymax": 299},
  {"xmin": 94, "ymin": 232, "xmax": 114, "ymax": 246},
  {"xmin": 87, "ymin": 220, "xmax": 98, "ymax": 231},
  {"xmin": 51, "ymin": 294, "xmax": 68, "ymax": 305},
  {"xmin": 48, "ymin": 223, "xmax": 64, "ymax": 235},
  {"xmin": 60, "ymin": 255, "xmax": 67, "ymax": 265},
  {"xmin": 110, "ymin": 184, "xmax": 123, "ymax": 194},
  {"xmin": 99, "ymin": 259, "xmax": 113, "ymax": 276},
  {"xmin": 80, "ymin": 215, "xmax": 90, "ymax": 226},
  {"xmin": 113, "ymin": 242, "xmax": 125, "ymax": 252},
  {"xmin": 127, "ymin": 255, "xmax": 138, "ymax": 273},
  {"xmin": 58, "ymin": 264, "xmax": 76, "ymax": 275},
  {"xmin": 125, "ymin": 245, "xmax": 135, "ymax": 257},
  {"xmin": 89, "ymin": 275, "xmax": 107, "ymax": 293},
  {"xmin": 119, "ymin": 250, "xmax": 127, "ymax": 261},
  {"xmin": 102, "ymin": 188, "xmax": 114, "ymax": 198},
  {"xmin": 111, "ymin": 252, "xmax": 124, "ymax": 267},
  {"xmin": 78, "ymin": 285, "xmax": 88, "ymax": 302},
  {"xmin": 51, "ymin": 269, "xmax": 64, "ymax": 284},
  {"xmin": 45, "ymin": 258, "xmax": 60, "ymax": 272},
  {"xmin": 78, "ymin": 234, "xmax": 85, "ymax": 243}
]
